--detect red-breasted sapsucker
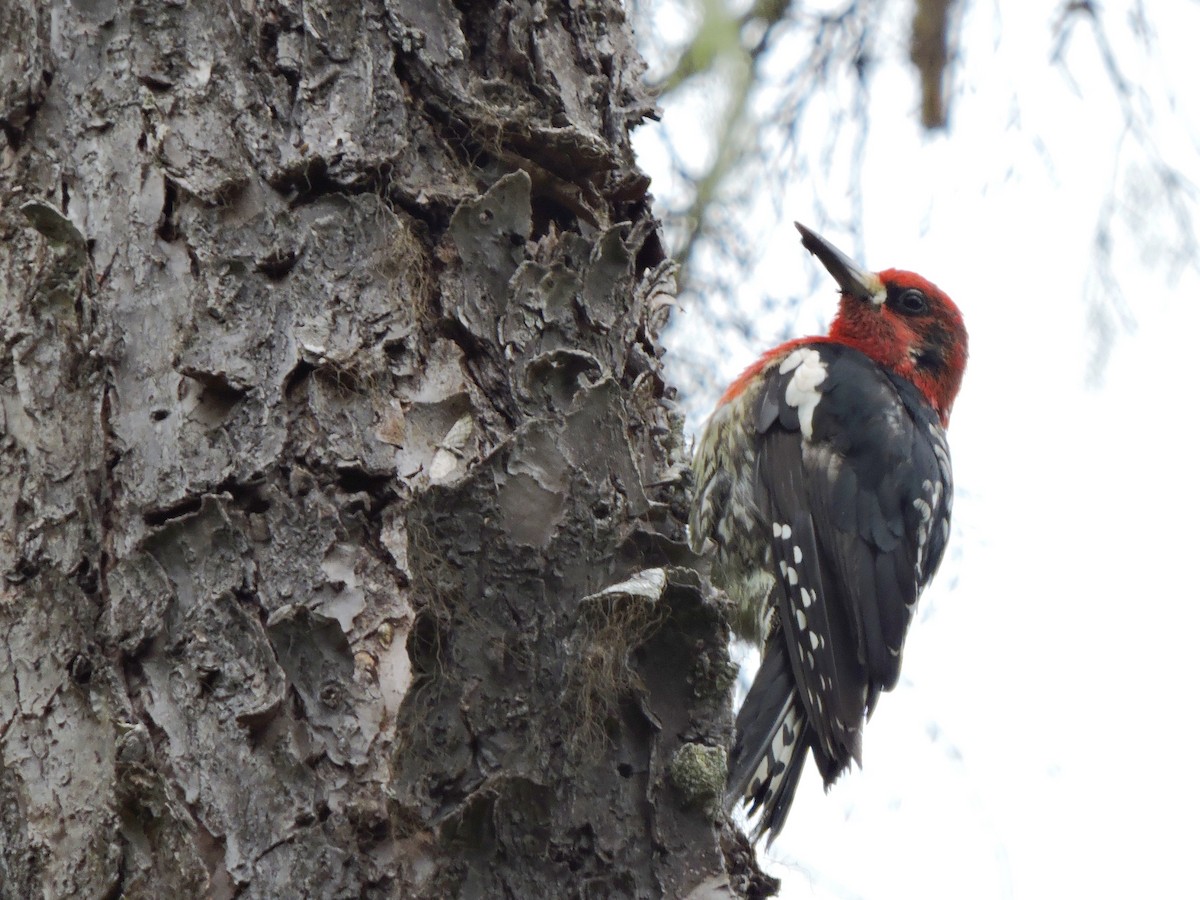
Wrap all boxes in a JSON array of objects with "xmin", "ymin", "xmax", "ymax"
[{"xmin": 690, "ymin": 224, "xmax": 968, "ymax": 845}]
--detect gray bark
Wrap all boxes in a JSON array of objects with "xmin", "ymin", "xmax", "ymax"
[{"xmin": 1, "ymin": 1, "xmax": 773, "ymax": 897}]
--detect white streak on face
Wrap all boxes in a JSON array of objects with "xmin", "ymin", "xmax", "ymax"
[{"xmin": 782, "ymin": 348, "xmax": 827, "ymax": 441}]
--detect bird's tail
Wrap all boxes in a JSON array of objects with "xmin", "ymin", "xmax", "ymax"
[{"xmin": 726, "ymin": 625, "xmax": 812, "ymax": 846}]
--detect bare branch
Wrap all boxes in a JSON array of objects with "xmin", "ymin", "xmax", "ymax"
[
  {"xmin": 1052, "ymin": 0, "xmax": 1199, "ymax": 380},
  {"xmin": 910, "ymin": 0, "xmax": 959, "ymax": 129}
]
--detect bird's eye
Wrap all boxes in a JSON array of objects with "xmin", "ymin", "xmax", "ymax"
[{"xmin": 896, "ymin": 289, "xmax": 928, "ymax": 314}]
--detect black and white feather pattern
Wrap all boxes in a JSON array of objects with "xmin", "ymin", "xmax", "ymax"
[{"xmin": 727, "ymin": 342, "xmax": 954, "ymax": 845}]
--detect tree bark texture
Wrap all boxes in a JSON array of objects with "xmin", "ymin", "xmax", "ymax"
[{"xmin": 1, "ymin": 1, "xmax": 771, "ymax": 897}]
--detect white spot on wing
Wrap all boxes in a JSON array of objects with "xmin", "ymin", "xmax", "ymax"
[
  {"xmin": 793, "ymin": 545, "xmax": 803, "ymax": 564},
  {"xmin": 800, "ymin": 588, "xmax": 814, "ymax": 607},
  {"xmin": 778, "ymin": 349, "xmax": 807, "ymax": 373},
  {"xmin": 794, "ymin": 609, "xmax": 807, "ymax": 630},
  {"xmin": 782, "ymin": 348, "xmax": 827, "ymax": 440},
  {"xmin": 809, "ymin": 631, "xmax": 819, "ymax": 651},
  {"xmin": 786, "ymin": 566, "xmax": 798, "ymax": 585},
  {"xmin": 929, "ymin": 423, "xmax": 951, "ymax": 469},
  {"xmin": 780, "ymin": 524, "xmax": 792, "ymax": 541},
  {"xmin": 772, "ymin": 522, "xmax": 782, "ymax": 537}
]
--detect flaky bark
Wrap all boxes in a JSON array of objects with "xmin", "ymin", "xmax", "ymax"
[{"xmin": 1, "ymin": 1, "xmax": 772, "ymax": 897}]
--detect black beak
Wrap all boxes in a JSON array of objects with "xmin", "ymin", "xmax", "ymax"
[{"xmin": 795, "ymin": 222, "xmax": 884, "ymax": 304}]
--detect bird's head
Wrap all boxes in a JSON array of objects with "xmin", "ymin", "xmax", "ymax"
[{"xmin": 797, "ymin": 223, "xmax": 968, "ymax": 425}]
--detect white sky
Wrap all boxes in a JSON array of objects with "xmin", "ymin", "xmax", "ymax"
[{"xmin": 633, "ymin": 2, "xmax": 1200, "ymax": 898}]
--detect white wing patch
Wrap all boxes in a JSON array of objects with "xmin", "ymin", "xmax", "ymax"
[
  {"xmin": 778, "ymin": 349, "xmax": 808, "ymax": 374},
  {"xmin": 781, "ymin": 347, "xmax": 827, "ymax": 440}
]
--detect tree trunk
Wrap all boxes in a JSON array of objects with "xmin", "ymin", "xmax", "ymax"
[{"xmin": 0, "ymin": 1, "xmax": 772, "ymax": 897}]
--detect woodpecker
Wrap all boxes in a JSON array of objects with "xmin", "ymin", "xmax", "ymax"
[{"xmin": 690, "ymin": 223, "xmax": 967, "ymax": 845}]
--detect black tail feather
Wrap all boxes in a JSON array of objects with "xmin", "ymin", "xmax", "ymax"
[{"xmin": 727, "ymin": 626, "xmax": 814, "ymax": 846}]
